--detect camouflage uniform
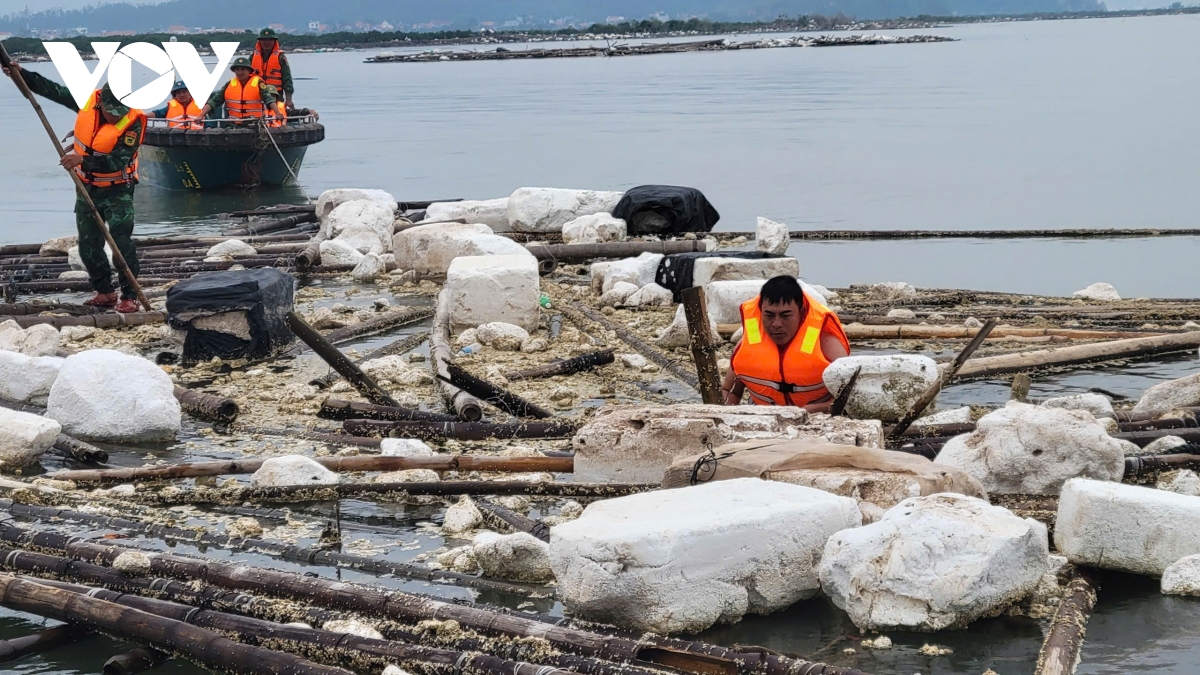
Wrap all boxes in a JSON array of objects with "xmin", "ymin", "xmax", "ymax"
[{"xmin": 22, "ymin": 70, "xmax": 141, "ymax": 299}]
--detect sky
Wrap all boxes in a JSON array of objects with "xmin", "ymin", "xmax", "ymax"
[{"xmin": 0, "ymin": 0, "xmax": 1182, "ymax": 18}]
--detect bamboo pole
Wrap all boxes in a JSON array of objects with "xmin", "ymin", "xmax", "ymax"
[
  {"xmin": 173, "ymin": 386, "xmax": 239, "ymax": 425},
  {"xmin": 526, "ymin": 240, "xmax": 709, "ymax": 262},
  {"xmin": 814, "ymin": 324, "xmax": 1159, "ymax": 341},
  {"xmin": 0, "ymin": 524, "xmax": 863, "ymax": 675},
  {"xmin": 1033, "ymin": 568, "xmax": 1100, "ymax": 675},
  {"xmin": 478, "ymin": 499, "xmax": 550, "ymax": 542},
  {"xmin": 125, "ymin": 480, "xmax": 653, "ymax": 506},
  {"xmin": 890, "ymin": 319, "xmax": 996, "ymax": 437},
  {"xmin": 51, "ymin": 434, "xmax": 108, "ymax": 464},
  {"xmin": 1123, "ymin": 453, "xmax": 1200, "ymax": 484},
  {"xmin": 504, "ymin": 349, "xmax": 615, "ymax": 380},
  {"xmin": 223, "ymin": 212, "xmax": 317, "ymax": 237},
  {"xmin": 30, "ymin": 578, "xmax": 571, "ymax": 675},
  {"xmin": 0, "ymin": 47, "xmax": 151, "ymax": 312},
  {"xmin": 431, "ymin": 291, "xmax": 483, "ymax": 421},
  {"xmin": 681, "ymin": 286, "xmax": 722, "ymax": 404},
  {"xmin": 318, "ymin": 398, "xmax": 459, "ymax": 422},
  {"xmin": 956, "ymin": 331, "xmax": 1200, "ymax": 380},
  {"xmin": 564, "ymin": 301, "xmax": 700, "ymax": 390},
  {"xmin": 344, "ymin": 419, "xmax": 577, "ymax": 441},
  {"xmin": 279, "ymin": 307, "xmax": 434, "ymax": 359},
  {"xmin": 438, "ymin": 362, "xmax": 555, "ymax": 419},
  {"xmin": 0, "ymin": 623, "xmax": 90, "ymax": 663},
  {"xmin": 46, "ymin": 454, "xmax": 574, "ymax": 484},
  {"xmin": 0, "ymin": 575, "xmax": 353, "ymax": 675},
  {"xmin": 310, "ymin": 331, "xmax": 429, "ymax": 389},
  {"xmin": 285, "ymin": 311, "xmax": 399, "ymax": 407},
  {"xmin": 0, "ymin": 504, "xmax": 539, "ymax": 595},
  {"xmin": 5, "ymin": 311, "xmax": 167, "ymax": 329}
]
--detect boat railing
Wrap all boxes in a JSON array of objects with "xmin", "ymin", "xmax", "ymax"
[{"xmin": 145, "ymin": 113, "xmax": 319, "ymax": 129}]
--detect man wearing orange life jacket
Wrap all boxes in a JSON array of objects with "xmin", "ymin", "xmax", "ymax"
[
  {"xmin": 252, "ymin": 27, "xmax": 294, "ymax": 110},
  {"xmin": 0, "ymin": 62, "xmax": 145, "ymax": 313},
  {"xmin": 724, "ymin": 276, "xmax": 850, "ymax": 411},
  {"xmin": 197, "ymin": 57, "xmax": 282, "ymax": 126},
  {"xmin": 147, "ymin": 80, "xmax": 203, "ymax": 129}
]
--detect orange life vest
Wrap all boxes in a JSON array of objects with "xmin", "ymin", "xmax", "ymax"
[
  {"xmin": 72, "ymin": 89, "xmax": 146, "ymax": 188},
  {"xmin": 224, "ymin": 75, "xmax": 266, "ymax": 119},
  {"xmin": 270, "ymin": 100, "xmax": 287, "ymax": 128},
  {"xmin": 166, "ymin": 98, "xmax": 203, "ymax": 129},
  {"xmin": 730, "ymin": 292, "xmax": 850, "ymax": 407},
  {"xmin": 252, "ymin": 45, "xmax": 284, "ymax": 91}
]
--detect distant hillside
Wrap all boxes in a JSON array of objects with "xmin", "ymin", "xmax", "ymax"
[{"xmin": 1, "ymin": 0, "xmax": 1107, "ymax": 35}]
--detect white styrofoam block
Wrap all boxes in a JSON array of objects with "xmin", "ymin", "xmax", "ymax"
[
  {"xmin": 506, "ymin": 187, "xmax": 624, "ymax": 233},
  {"xmin": 425, "ymin": 198, "xmax": 511, "ymax": 232},
  {"xmin": 691, "ymin": 256, "xmax": 800, "ymax": 287},
  {"xmin": 46, "ymin": 349, "xmax": 180, "ymax": 442},
  {"xmin": 819, "ymin": 493, "xmax": 1048, "ymax": 631},
  {"xmin": 1055, "ymin": 478, "xmax": 1200, "ymax": 576},
  {"xmin": 550, "ymin": 478, "xmax": 862, "ymax": 633},
  {"xmin": 444, "ymin": 256, "xmax": 541, "ymax": 332},
  {"xmin": 0, "ymin": 406, "xmax": 61, "ymax": 469}
]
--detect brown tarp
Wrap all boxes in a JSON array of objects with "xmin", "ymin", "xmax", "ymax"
[{"xmin": 662, "ymin": 437, "xmax": 987, "ymax": 500}]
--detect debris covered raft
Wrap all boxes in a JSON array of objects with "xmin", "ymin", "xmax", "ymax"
[
  {"xmin": 364, "ymin": 34, "xmax": 956, "ymax": 63},
  {"xmin": 1, "ymin": 194, "xmax": 1199, "ymax": 674}
]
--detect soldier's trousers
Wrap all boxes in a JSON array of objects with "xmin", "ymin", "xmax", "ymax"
[{"xmin": 75, "ymin": 188, "xmax": 139, "ymax": 298}]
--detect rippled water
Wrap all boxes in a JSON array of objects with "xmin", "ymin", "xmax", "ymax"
[{"xmin": 1, "ymin": 13, "xmax": 1199, "ymax": 674}]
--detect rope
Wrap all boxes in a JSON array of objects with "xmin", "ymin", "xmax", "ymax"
[
  {"xmin": 689, "ymin": 444, "xmax": 732, "ymax": 485},
  {"xmin": 257, "ymin": 118, "xmax": 305, "ymax": 192}
]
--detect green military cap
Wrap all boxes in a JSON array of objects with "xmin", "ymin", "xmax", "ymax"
[
  {"xmin": 258, "ymin": 27, "xmax": 277, "ymax": 38},
  {"xmin": 230, "ymin": 56, "xmax": 253, "ymax": 70},
  {"xmin": 99, "ymin": 84, "xmax": 130, "ymax": 117}
]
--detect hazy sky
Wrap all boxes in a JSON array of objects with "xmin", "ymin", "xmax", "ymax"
[{"xmin": 0, "ymin": 0, "xmax": 1181, "ymax": 17}]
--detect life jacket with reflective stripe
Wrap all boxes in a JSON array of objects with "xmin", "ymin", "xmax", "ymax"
[
  {"xmin": 166, "ymin": 98, "xmax": 203, "ymax": 129},
  {"xmin": 72, "ymin": 89, "xmax": 146, "ymax": 188},
  {"xmin": 252, "ymin": 45, "xmax": 284, "ymax": 91},
  {"xmin": 730, "ymin": 292, "xmax": 850, "ymax": 406},
  {"xmin": 225, "ymin": 75, "xmax": 266, "ymax": 119}
]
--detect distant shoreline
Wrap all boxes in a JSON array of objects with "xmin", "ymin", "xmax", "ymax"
[{"xmin": 6, "ymin": 6, "xmax": 1198, "ymax": 61}]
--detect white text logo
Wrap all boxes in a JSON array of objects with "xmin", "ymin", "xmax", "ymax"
[{"xmin": 42, "ymin": 41, "xmax": 239, "ymax": 109}]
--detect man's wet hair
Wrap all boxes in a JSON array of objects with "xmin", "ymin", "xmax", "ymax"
[{"xmin": 759, "ymin": 276, "xmax": 805, "ymax": 308}]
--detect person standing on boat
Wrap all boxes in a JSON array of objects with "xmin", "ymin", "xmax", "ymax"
[
  {"xmin": 146, "ymin": 80, "xmax": 204, "ymax": 129},
  {"xmin": 197, "ymin": 57, "xmax": 282, "ymax": 125},
  {"xmin": 0, "ymin": 61, "xmax": 144, "ymax": 313},
  {"xmin": 252, "ymin": 27, "xmax": 294, "ymax": 111},
  {"xmin": 722, "ymin": 276, "xmax": 850, "ymax": 410}
]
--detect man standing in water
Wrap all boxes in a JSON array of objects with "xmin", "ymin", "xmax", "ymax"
[
  {"xmin": 1, "ymin": 62, "xmax": 144, "ymax": 312},
  {"xmin": 252, "ymin": 28, "xmax": 294, "ymax": 111},
  {"xmin": 723, "ymin": 276, "xmax": 850, "ymax": 410}
]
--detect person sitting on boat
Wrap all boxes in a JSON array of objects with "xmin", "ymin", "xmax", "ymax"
[
  {"xmin": 146, "ymin": 80, "xmax": 204, "ymax": 129},
  {"xmin": 0, "ymin": 61, "xmax": 145, "ymax": 313},
  {"xmin": 722, "ymin": 275, "xmax": 850, "ymax": 410},
  {"xmin": 197, "ymin": 57, "xmax": 283, "ymax": 127},
  {"xmin": 252, "ymin": 27, "xmax": 294, "ymax": 111}
]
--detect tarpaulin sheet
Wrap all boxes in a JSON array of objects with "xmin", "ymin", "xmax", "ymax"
[
  {"xmin": 166, "ymin": 268, "xmax": 295, "ymax": 361},
  {"xmin": 611, "ymin": 185, "xmax": 720, "ymax": 235},
  {"xmin": 656, "ymin": 251, "xmax": 782, "ymax": 302}
]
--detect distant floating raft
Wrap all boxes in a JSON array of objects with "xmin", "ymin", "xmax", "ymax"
[{"xmin": 365, "ymin": 34, "xmax": 956, "ymax": 63}]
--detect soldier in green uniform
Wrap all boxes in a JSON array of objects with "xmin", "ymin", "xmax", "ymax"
[
  {"xmin": 252, "ymin": 27, "xmax": 294, "ymax": 109},
  {"xmin": 1, "ymin": 62, "xmax": 143, "ymax": 312},
  {"xmin": 197, "ymin": 57, "xmax": 281, "ymax": 123}
]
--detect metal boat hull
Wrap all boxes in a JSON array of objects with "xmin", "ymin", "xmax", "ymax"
[{"xmin": 138, "ymin": 145, "xmax": 308, "ymax": 190}]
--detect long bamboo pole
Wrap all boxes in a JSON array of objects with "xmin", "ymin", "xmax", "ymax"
[
  {"xmin": 431, "ymin": 291, "xmax": 483, "ymax": 421},
  {"xmin": 0, "ymin": 524, "xmax": 867, "ymax": 675},
  {"xmin": 285, "ymin": 311, "xmax": 399, "ymax": 407},
  {"xmin": 956, "ymin": 331, "xmax": 1200, "ymax": 380},
  {"xmin": 0, "ymin": 47, "xmax": 151, "ymax": 311},
  {"xmin": 1033, "ymin": 568, "xmax": 1100, "ymax": 675},
  {"xmin": 0, "ymin": 623, "xmax": 90, "ymax": 663},
  {"xmin": 681, "ymin": 286, "xmax": 722, "ymax": 404},
  {"xmin": 0, "ymin": 574, "xmax": 353, "ymax": 675},
  {"xmin": 46, "ymin": 454, "xmax": 573, "ymax": 483}
]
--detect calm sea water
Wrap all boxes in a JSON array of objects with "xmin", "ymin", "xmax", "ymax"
[{"xmin": 1, "ymin": 15, "xmax": 1199, "ymax": 674}]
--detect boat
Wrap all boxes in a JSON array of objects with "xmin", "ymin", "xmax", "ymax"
[{"xmin": 137, "ymin": 113, "xmax": 324, "ymax": 191}]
